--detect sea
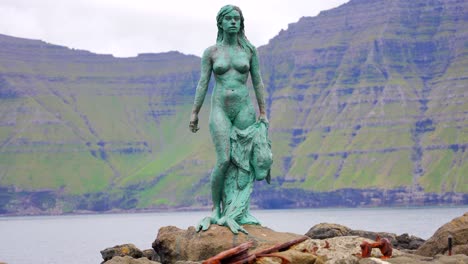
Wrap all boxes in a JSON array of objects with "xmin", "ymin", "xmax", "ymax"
[{"xmin": 0, "ymin": 206, "xmax": 466, "ymax": 264}]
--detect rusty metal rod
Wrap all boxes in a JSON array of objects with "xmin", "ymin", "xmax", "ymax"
[{"xmin": 448, "ymin": 235, "xmax": 453, "ymax": 256}]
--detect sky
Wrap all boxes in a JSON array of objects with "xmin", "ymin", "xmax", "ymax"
[{"xmin": 0, "ymin": 0, "xmax": 349, "ymax": 57}]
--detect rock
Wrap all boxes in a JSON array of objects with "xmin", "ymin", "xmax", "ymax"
[
  {"xmin": 451, "ymin": 244, "xmax": 468, "ymax": 256},
  {"xmin": 305, "ymin": 223, "xmax": 425, "ymax": 250},
  {"xmin": 432, "ymin": 254, "xmax": 468, "ymax": 264},
  {"xmin": 101, "ymin": 244, "xmax": 143, "ymax": 262},
  {"xmin": 407, "ymin": 239, "xmax": 424, "ymax": 251},
  {"xmin": 383, "ymin": 253, "xmax": 468, "ymax": 264},
  {"xmin": 383, "ymin": 254, "xmax": 434, "ymax": 264},
  {"xmin": 305, "ymin": 223, "xmax": 351, "ymax": 239},
  {"xmin": 295, "ymin": 236, "xmax": 406, "ymax": 264},
  {"xmin": 104, "ymin": 256, "xmax": 160, "ymax": 264},
  {"xmin": 142, "ymin": 249, "xmax": 159, "ymax": 262},
  {"xmin": 395, "ymin": 233, "xmax": 425, "ymax": 250},
  {"xmin": 152, "ymin": 225, "xmax": 303, "ymax": 264},
  {"xmin": 415, "ymin": 213, "xmax": 468, "ymax": 257},
  {"xmin": 349, "ymin": 230, "xmax": 397, "ymax": 246},
  {"xmin": 295, "ymin": 236, "xmax": 360, "ymax": 264},
  {"xmin": 255, "ymin": 249, "xmax": 325, "ymax": 264},
  {"xmin": 359, "ymin": 258, "xmax": 391, "ymax": 264}
]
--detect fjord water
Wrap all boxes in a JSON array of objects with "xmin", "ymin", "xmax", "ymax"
[{"xmin": 0, "ymin": 207, "xmax": 466, "ymax": 264}]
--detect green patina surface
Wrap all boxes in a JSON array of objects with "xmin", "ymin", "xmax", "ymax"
[{"xmin": 189, "ymin": 5, "xmax": 272, "ymax": 234}]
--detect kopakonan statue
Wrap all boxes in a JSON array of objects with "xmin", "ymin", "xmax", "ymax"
[{"xmin": 189, "ymin": 5, "xmax": 273, "ymax": 234}]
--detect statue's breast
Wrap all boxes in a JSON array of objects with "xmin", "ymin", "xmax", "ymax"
[
  {"xmin": 213, "ymin": 59, "xmax": 230, "ymax": 75},
  {"xmin": 232, "ymin": 57, "xmax": 250, "ymax": 74},
  {"xmin": 213, "ymin": 49, "xmax": 250, "ymax": 75}
]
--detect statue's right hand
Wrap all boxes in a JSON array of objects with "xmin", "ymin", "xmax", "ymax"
[{"xmin": 189, "ymin": 113, "xmax": 199, "ymax": 133}]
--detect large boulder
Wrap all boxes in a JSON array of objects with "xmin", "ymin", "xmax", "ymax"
[
  {"xmin": 142, "ymin": 249, "xmax": 159, "ymax": 262},
  {"xmin": 305, "ymin": 223, "xmax": 424, "ymax": 250},
  {"xmin": 152, "ymin": 225, "xmax": 304, "ymax": 264},
  {"xmin": 415, "ymin": 212, "xmax": 468, "ymax": 257}
]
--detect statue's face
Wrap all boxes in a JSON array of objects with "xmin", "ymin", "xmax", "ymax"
[{"xmin": 221, "ymin": 9, "xmax": 241, "ymax": 34}]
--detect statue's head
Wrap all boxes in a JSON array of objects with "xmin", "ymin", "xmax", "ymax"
[
  {"xmin": 216, "ymin": 5, "xmax": 245, "ymax": 36},
  {"xmin": 216, "ymin": 5, "xmax": 254, "ymax": 52}
]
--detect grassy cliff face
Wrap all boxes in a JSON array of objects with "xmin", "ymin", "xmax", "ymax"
[
  {"xmin": 0, "ymin": 0, "xmax": 467, "ymax": 214},
  {"xmin": 0, "ymin": 36, "xmax": 212, "ymax": 212},
  {"xmin": 259, "ymin": 0, "xmax": 467, "ymax": 194}
]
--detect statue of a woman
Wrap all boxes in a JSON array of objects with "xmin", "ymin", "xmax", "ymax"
[{"xmin": 189, "ymin": 5, "xmax": 272, "ymax": 234}]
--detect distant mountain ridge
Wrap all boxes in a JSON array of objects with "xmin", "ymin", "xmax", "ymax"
[{"xmin": 0, "ymin": 0, "xmax": 467, "ymax": 215}]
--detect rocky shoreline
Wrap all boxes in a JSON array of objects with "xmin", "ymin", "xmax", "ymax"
[
  {"xmin": 100, "ymin": 213, "xmax": 468, "ymax": 263},
  {"xmin": 1, "ymin": 187, "xmax": 467, "ymax": 216}
]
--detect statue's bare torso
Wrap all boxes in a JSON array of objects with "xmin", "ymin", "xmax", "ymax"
[{"xmin": 209, "ymin": 45, "xmax": 255, "ymax": 129}]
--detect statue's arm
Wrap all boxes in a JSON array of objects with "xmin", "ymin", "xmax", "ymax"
[
  {"xmin": 190, "ymin": 47, "xmax": 213, "ymax": 132},
  {"xmin": 250, "ymin": 48, "xmax": 268, "ymax": 122},
  {"xmin": 192, "ymin": 47, "xmax": 213, "ymax": 115}
]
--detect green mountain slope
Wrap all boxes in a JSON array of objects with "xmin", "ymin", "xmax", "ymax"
[
  {"xmin": 0, "ymin": 0, "xmax": 467, "ymax": 215},
  {"xmin": 259, "ymin": 0, "xmax": 468, "ymax": 194}
]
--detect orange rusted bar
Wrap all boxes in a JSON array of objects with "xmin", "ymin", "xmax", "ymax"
[
  {"xmin": 203, "ymin": 241, "xmax": 253, "ymax": 264},
  {"xmin": 203, "ymin": 236, "xmax": 309, "ymax": 264},
  {"xmin": 254, "ymin": 236, "xmax": 309, "ymax": 255},
  {"xmin": 360, "ymin": 236, "xmax": 392, "ymax": 259}
]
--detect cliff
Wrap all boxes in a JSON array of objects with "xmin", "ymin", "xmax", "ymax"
[{"xmin": 258, "ymin": 0, "xmax": 467, "ymax": 194}]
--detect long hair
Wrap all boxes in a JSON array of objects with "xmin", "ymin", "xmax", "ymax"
[{"xmin": 216, "ymin": 5, "xmax": 255, "ymax": 52}]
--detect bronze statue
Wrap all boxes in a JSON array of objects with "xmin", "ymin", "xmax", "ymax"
[{"xmin": 189, "ymin": 5, "xmax": 272, "ymax": 234}]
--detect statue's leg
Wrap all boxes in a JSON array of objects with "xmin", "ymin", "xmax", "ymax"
[
  {"xmin": 208, "ymin": 109, "xmax": 232, "ymax": 221},
  {"xmin": 223, "ymin": 103, "xmax": 256, "ymax": 232}
]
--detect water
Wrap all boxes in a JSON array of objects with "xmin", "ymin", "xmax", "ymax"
[{"xmin": 0, "ymin": 206, "xmax": 466, "ymax": 264}]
